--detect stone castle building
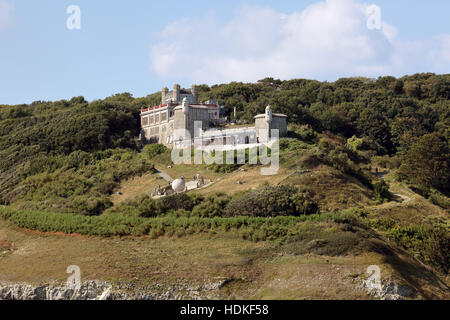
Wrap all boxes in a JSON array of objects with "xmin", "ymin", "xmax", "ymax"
[{"xmin": 140, "ymin": 84, "xmax": 288, "ymax": 149}]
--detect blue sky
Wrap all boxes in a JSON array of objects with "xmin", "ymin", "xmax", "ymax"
[{"xmin": 0, "ymin": 0, "xmax": 449, "ymax": 105}]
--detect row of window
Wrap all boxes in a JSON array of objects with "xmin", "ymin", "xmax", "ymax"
[
  {"xmin": 147, "ymin": 125, "xmax": 168, "ymax": 135},
  {"xmin": 141, "ymin": 111, "xmax": 174, "ymax": 127}
]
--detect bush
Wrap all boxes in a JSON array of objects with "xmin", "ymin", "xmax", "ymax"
[
  {"xmin": 66, "ymin": 150, "xmax": 92, "ymax": 168},
  {"xmin": 374, "ymin": 180, "xmax": 391, "ymax": 202},
  {"xmin": 156, "ymin": 193, "xmax": 199, "ymax": 213},
  {"xmin": 372, "ymin": 155, "xmax": 401, "ymax": 169},
  {"xmin": 279, "ymin": 138, "xmax": 311, "ymax": 152},
  {"xmin": 110, "ymin": 193, "xmax": 204, "ymax": 218},
  {"xmin": 429, "ymin": 192, "xmax": 450, "ymax": 210},
  {"xmin": 143, "ymin": 144, "xmax": 168, "ymax": 159},
  {"xmin": 224, "ymin": 185, "xmax": 319, "ymax": 217},
  {"xmin": 0, "ymin": 207, "xmax": 352, "ymax": 242},
  {"xmin": 347, "ymin": 136, "xmax": 364, "ymax": 152},
  {"xmin": 72, "ymin": 195, "xmax": 113, "ymax": 216},
  {"xmin": 291, "ymin": 192, "xmax": 320, "ymax": 215},
  {"xmin": 288, "ymin": 124, "xmax": 317, "ymax": 143},
  {"xmin": 191, "ymin": 193, "xmax": 231, "ymax": 217},
  {"xmin": 386, "ymin": 224, "xmax": 449, "ymax": 273},
  {"xmin": 399, "ymin": 133, "xmax": 450, "ymax": 193}
]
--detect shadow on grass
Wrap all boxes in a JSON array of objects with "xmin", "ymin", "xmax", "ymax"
[{"xmin": 367, "ymin": 238, "xmax": 449, "ymax": 300}]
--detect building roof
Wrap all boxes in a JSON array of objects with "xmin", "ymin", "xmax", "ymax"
[
  {"xmin": 200, "ymin": 127, "xmax": 257, "ymax": 138},
  {"xmin": 142, "ymin": 101, "xmax": 218, "ymax": 113},
  {"xmin": 173, "ymin": 104, "xmax": 210, "ymax": 111},
  {"xmin": 190, "ymin": 104, "xmax": 218, "ymax": 108},
  {"xmin": 141, "ymin": 104, "xmax": 169, "ymax": 114}
]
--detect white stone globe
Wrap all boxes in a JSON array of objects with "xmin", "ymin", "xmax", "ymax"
[{"xmin": 172, "ymin": 178, "xmax": 185, "ymax": 193}]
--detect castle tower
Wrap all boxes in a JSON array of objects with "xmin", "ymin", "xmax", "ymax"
[
  {"xmin": 173, "ymin": 84, "xmax": 181, "ymax": 103},
  {"xmin": 162, "ymin": 87, "xmax": 169, "ymax": 104},
  {"xmin": 191, "ymin": 85, "xmax": 198, "ymax": 104}
]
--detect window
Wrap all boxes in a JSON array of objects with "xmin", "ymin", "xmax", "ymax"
[
  {"xmin": 150, "ymin": 115, "xmax": 154, "ymax": 124},
  {"xmin": 155, "ymin": 114, "xmax": 160, "ymax": 123},
  {"xmin": 142, "ymin": 116, "xmax": 148, "ymax": 126},
  {"xmin": 161, "ymin": 112, "xmax": 167, "ymax": 122}
]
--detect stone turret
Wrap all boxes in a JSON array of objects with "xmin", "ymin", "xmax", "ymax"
[
  {"xmin": 265, "ymin": 105, "xmax": 273, "ymax": 123},
  {"xmin": 162, "ymin": 87, "xmax": 169, "ymax": 104},
  {"xmin": 173, "ymin": 84, "xmax": 181, "ymax": 103},
  {"xmin": 191, "ymin": 85, "xmax": 198, "ymax": 104}
]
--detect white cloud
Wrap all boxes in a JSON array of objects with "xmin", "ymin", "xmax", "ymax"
[
  {"xmin": 0, "ymin": 0, "xmax": 15, "ymax": 32},
  {"xmin": 150, "ymin": 0, "xmax": 450, "ymax": 83}
]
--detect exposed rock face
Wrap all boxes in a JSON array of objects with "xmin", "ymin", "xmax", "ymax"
[
  {"xmin": 361, "ymin": 279, "xmax": 415, "ymax": 300},
  {"xmin": 0, "ymin": 281, "xmax": 114, "ymax": 300},
  {"xmin": 0, "ymin": 279, "xmax": 230, "ymax": 300}
]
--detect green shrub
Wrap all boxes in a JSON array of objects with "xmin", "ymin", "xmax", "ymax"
[
  {"xmin": 288, "ymin": 124, "xmax": 317, "ymax": 143},
  {"xmin": 0, "ymin": 207, "xmax": 354, "ymax": 241},
  {"xmin": 386, "ymin": 224, "xmax": 449, "ymax": 273},
  {"xmin": 347, "ymin": 136, "xmax": 364, "ymax": 152},
  {"xmin": 429, "ymin": 191, "xmax": 450, "ymax": 210},
  {"xmin": 224, "ymin": 185, "xmax": 319, "ymax": 217},
  {"xmin": 110, "ymin": 193, "xmax": 204, "ymax": 218},
  {"xmin": 279, "ymin": 138, "xmax": 312, "ymax": 152},
  {"xmin": 143, "ymin": 144, "xmax": 168, "ymax": 159},
  {"xmin": 8, "ymin": 148, "xmax": 155, "ymax": 214},
  {"xmin": 72, "ymin": 195, "xmax": 113, "ymax": 216},
  {"xmin": 374, "ymin": 180, "xmax": 391, "ymax": 202},
  {"xmin": 191, "ymin": 193, "xmax": 231, "ymax": 217},
  {"xmin": 156, "ymin": 193, "xmax": 199, "ymax": 213}
]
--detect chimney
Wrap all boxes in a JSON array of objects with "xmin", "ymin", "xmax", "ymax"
[
  {"xmin": 191, "ymin": 85, "xmax": 198, "ymax": 104},
  {"xmin": 173, "ymin": 84, "xmax": 181, "ymax": 103},
  {"xmin": 162, "ymin": 87, "xmax": 169, "ymax": 104}
]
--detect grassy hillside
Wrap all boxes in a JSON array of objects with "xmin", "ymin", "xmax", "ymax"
[{"xmin": 0, "ymin": 74, "xmax": 449, "ymax": 299}]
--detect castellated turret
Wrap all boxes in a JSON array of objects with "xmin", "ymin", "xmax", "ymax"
[
  {"xmin": 161, "ymin": 87, "xmax": 169, "ymax": 104},
  {"xmin": 173, "ymin": 84, "xmax": 181, "ymax": 102},
  {"xmin": 191, "ymin": 85, "xmax": 198, "ymax": 104}
]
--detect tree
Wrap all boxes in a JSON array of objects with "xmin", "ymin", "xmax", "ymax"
[
  {"xmin": 399, "ymin": 133, "xmax": 450, "ymax": 192},
  {"xmin": 391, "ymin": 79, "xmax": 404, "ymax": 94},
  {"xmin": 347, "ymin": 135, "xmax": 364, "ymax": 151},
  {"xmin": 433, "ymin": 76, "xmax": 450, "ymax": 100},
  {"xmin": 390, "ymin": 117, "xmax": 426, "ymax": 154}
]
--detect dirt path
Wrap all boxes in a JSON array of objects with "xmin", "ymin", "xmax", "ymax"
[
  {"xmin": 372, "ymin": 170, "xmax": 413, "ymax": 209},
  {"xmin": 154, "ymin": 167, "xmax": 173, "ymax": 183}
]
